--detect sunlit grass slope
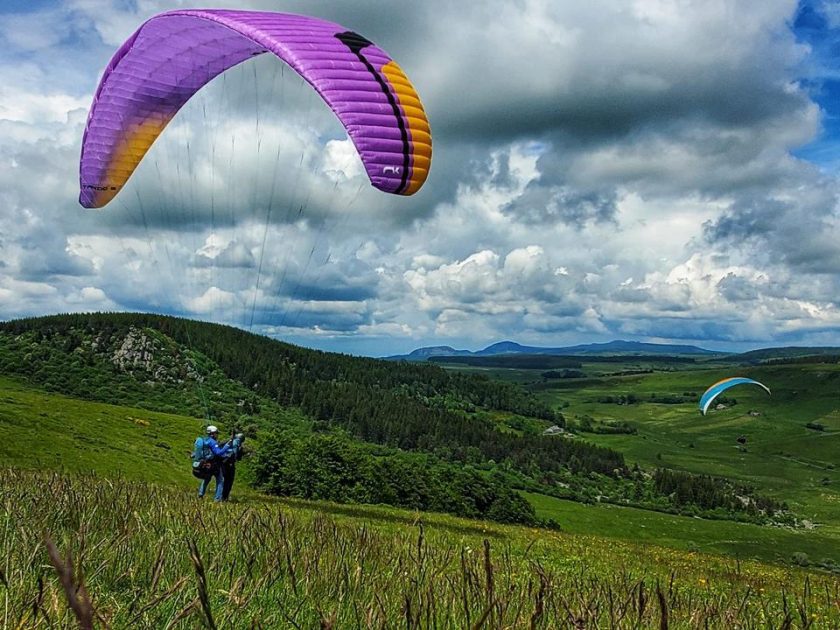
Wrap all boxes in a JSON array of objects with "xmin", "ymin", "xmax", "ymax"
[
  {"xmin": 526, "ymin": 492, "xmax": 840, "ymax": 566},
  {"xmin": 5, "ymin": 469, "xmax": 839, "ymax": 628},
  {"xmin": 442, "ymin": 360, "xmax": 840, "ymax": 567},
  {"xmin": 0, "ymin": 375, "xmax": 302, "ymax": 493},
  {"xmin": 504, "ymin": 363, "xmax": 838, "ymax": 564},
  {"xmin": 3, "ymin": 372, "xmax": 840, "ymax": 571},
  {"xmin": 0, "ymin": 376, "xmax": 203, "ymax": 484}
]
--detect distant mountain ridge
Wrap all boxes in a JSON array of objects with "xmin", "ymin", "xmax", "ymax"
[
  {"xmin": 386, "ymin": 339, "xmax": 721, "ymax": 361},
  {"xmin": 731, "ymin": 346, "xmax": 840, "ymax": 362},
  {"xmin": 399, "ymin": 345, "xmax": 474, "ymax": 359}
]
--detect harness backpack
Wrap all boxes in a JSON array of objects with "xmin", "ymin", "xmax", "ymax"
[
  {"xmin": 191, "ymin": 437, "xmax": 217, "ymax": 480},
  {"xmin": 225, "ymin": 437, "xmax": 245, "ymax": 463}
]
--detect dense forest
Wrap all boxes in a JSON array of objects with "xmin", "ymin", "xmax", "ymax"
[
  {"xmin": 0, "ymin": 313, "xmax": 791, "ymax": 525},
  {"xmin": 759, "ymin": 354, "xmax": 840, "ymax": 366},
  {"xmin": 253, "ymin": 431, "xmax": 538, "ymax": 524},
  {"xmin": 653, "ymin": 469, "xmax": 787, "ymax": 518},
  {"xmin": 732, "ymin": 346, "xmax": 840, "ymax": 362}
]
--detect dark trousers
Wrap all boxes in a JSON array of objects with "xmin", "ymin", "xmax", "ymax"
[{"xmin": 221, "ymin": 461, "xmax": 236, "ymax": 500}]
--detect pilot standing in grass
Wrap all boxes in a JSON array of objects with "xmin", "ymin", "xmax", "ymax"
[
  {"xmin": 194, "ymin": 425, "xmax": 231, "ymax": 502},
  {"xmin": 221, "ymin": 432, "xmax": 245, "ymax": 501}
]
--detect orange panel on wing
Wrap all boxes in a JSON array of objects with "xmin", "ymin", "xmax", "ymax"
[
  {"xmin": 94, "ymin": 115, "xmax": 172, "ymax": 207},
  {"xmin": 382, "ymin": 61, "xmax": 432, "ymax": 195}
]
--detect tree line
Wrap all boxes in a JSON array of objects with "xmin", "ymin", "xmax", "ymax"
[
  {"xmin": 252, "ymin": 431, "xmax": 538, "ymax": 524},
  {"xmin": 653, "ymin": 468, "xmax": 786, "ymax": 516}
]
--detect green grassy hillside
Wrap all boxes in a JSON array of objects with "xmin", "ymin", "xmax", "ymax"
[
  {"xmin": 7, "ymin": 468, "xmax": 838, "ymax": 628},
  {"xmin": 2, "ymin": 313, "xmax": 790, "ymax": 528},
  {"xmin": 3, "ymin": 314, "xmax": 840, "ymax": 578},
  {"xmin": 448, "ymin": 360, "xmax": 840, "ymax": 569},
  {"xmin": 0, "ymin": 376, "xmax": 250, "ymax": 486},
  {"xmin": 2, "ymin": 374, "xmax": 839, "ymax": 569},
  {"xmin": 537, "ymin": 364, "xmax": 840, "ymax": 522},
  {"xmin": 1, "ymin": 353, "xmax": 839, "ymax": 625},
  {"xmin": 527, "ymin": 492, "xmax": 840, "ymax": 566}
]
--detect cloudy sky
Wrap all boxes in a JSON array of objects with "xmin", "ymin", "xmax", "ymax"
[{"xmin": 1, "ymin": 0, "xmax": 839, "ymax": 356}]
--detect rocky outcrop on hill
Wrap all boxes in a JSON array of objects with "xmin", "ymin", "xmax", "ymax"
[
  {"xmin": 107, "ymin": 327, "xmax": 203, "ymax": 383},
  {"xmin": 111, "ymin": 328, "xmax": 155, "ymax": 372}
]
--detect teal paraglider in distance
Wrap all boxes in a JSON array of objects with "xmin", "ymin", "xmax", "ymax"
[{"xmin": 699, "ymin": 377, "xmax": 770, "ymax": 415}]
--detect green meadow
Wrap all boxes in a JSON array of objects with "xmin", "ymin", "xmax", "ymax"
[
  {"xmin": 439, "ymin": 360, "xmax": 840, "ymax": 567},
  {"xmin": 538, "ymin": 364, "xmax": 840, "ymax": 519},
  {"xmin": 0, "ymin": 375, "xmax": 838, "ymax": 627},
  {"xmin": 2, "ymin": 368, "xmax": 839, "ymax": 569}
]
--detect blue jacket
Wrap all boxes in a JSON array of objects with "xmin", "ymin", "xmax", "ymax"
[{"xmin": 196, "ymin": 436, "xmax": 231, "ymax": 461}]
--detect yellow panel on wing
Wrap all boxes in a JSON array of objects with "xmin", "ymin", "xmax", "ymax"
[
  {"xmin": 381, "ymin": 61, "xmax": 431, "ymax": 195},
  {"xmin": 93, "ymin": 114, "xmax": 172, "ymax": 207}
]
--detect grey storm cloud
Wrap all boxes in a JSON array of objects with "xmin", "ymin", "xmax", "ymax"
[
  {"xmin": 610, "ymin": 316, "xmax": 749, "ymax": 343},
  {"xmin": 704, "ymin": 197, "xmax": 794, "ymax": 242},
  {"xmin": 246, "ymin": 298, "xmax": 373, "ymax": 331},
  {"xmin": 503, "ymin": 184, "xmax": 618, "ymax": 227},
  {"xmin": 472, "ymin": 147, "xmax": 619, "ymax": 228},
  {"xmin": 783, "ymin": 236, "xmax": 840, "ymax": 274},
  {"xmin": 704, "ymin": 178, "xmax": 840, "ymax": 275},
  {"xmin": 376, "ymin": 2, "xmax": 808, "ymax": 144},
  {"xmin": 16, "ymin": 247, "xmax": 94, "ymax": 281},
  {"xmin": 281, "ymin": 281, "xmax": 377, "ymax": 303},
  {"xmin": 717, "ymin": 272, "xmax": 761, "ymax": 302}
]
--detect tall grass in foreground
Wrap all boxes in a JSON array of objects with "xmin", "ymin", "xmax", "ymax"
[{"xmin": 1, "ymin": 469, "xmax": 837, "ymax": 628}]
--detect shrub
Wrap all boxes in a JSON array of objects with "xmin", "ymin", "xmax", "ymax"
[{"xmin": 791, "ymin": 552, "xmax": 810, "ymax": 567}]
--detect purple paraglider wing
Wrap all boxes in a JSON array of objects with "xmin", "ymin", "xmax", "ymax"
[{"xmin": 79, "ymin": 9, "xmax": 431, "ymax": 208}]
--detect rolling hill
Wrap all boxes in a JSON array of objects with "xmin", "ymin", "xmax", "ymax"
[
  {"xmin": 0, "ymin": 313, "xmax": 795, "ymax": 527},
  {"xmin": 387, "ymin": 339, "xmax": 722, "ymax": 361},
  {"xmin": 1, "ymin": 313, "xmax": 840, "ymax": 627}
]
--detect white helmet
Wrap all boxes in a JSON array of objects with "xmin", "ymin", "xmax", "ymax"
[{"xmin": 206, "ymin": 425, "xmax": 219, "ymax": 434}]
